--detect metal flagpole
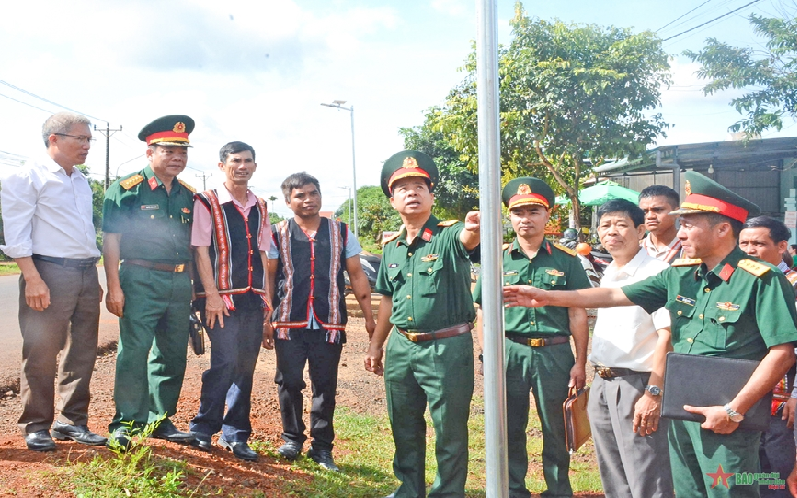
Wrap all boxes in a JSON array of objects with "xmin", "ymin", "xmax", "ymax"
[{"xmin": 476, "ymin": 0, "xmax": 509, "ymax": 496}]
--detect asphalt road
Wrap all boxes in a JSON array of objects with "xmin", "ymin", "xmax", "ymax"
[{"xmin": 0, "ymin": 268, "xmax": 120, "ymax": 391}]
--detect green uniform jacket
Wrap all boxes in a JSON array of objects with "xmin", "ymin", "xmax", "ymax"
[
  {"xmin": 375, "ymin": 215, "xmax": 475, "ymax": 331},
  {"xmin": 623, "ymin": 247, "xmax": 797, "ymax": 360},
  {"xmin": 473, "ymin": 239, "xmax": 590, "ymax": 335},
  {"xmin": 102, "ymin": 166, "xmax": 194, "ymax": 263}
]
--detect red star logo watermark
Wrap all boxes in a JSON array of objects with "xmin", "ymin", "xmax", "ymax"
[{"xmin": 706, "ymin": 464, "xmax": 734, "ymax": 489}]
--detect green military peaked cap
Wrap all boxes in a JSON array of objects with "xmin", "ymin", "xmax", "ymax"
[
  {"xmin": 502, "ymin": 177, "xmax": 555, "ymax": 209},
  {"xmin": 138, "ymin": 115, "xmax": 195, "ymax": 147},
  {"xmin": 670, "ymin": 171, "xmax": 760, "ymax": 222},
  {"xmin": 381, "ymin": 150, "xmax": 439, "ymax": 197}
]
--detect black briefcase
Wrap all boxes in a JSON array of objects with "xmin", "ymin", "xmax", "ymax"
[
  {"xmin": 188, "ymin": 309, "xmax": 206, "ymax": 356},
  {"xmin": 661, "ymin": 352, "xmax": 772, "ymax": 432}
]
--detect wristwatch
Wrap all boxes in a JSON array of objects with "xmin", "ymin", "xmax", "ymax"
[
  {"xmin": 645, "ymin": 385, "xmax": 662, "ymax": 396},
  {"xmin": 723, "ymin": 403, "xmax": 745, "ymax": 423}
]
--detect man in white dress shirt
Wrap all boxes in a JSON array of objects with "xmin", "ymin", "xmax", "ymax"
[
  {"xmin": 0, "ymin": 112, "xmax": 106, "ymax": 451},
  {"xmin": 587, "ymin": 198, "xmax": 674, "ymax": 497}
]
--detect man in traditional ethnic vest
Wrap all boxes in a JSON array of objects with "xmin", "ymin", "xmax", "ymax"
[
  {"xmin": 739, "ymin": 215, "xmax": 797, "ymax": 498},
  {"xmin": 188, "ymin": 141, "xmax": 270, "ymax": 462},
  {"xmin": 267, "ymin": 172, "xmax": 375, "ymax": 472}
]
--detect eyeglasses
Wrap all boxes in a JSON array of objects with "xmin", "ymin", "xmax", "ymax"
[{"xmin": 54, "ymin": 133, "xmax": 96, "ymax": 144}]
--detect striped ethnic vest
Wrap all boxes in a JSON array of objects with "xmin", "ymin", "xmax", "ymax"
[
  {"xmin": 193, "ymin": 189, "xmax": 269, "ymax": 310},
  {"xmin": 271, "ymin": 217, "xmax": 348, "ymax": 343}
]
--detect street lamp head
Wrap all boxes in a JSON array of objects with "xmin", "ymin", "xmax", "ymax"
[{"xmin": 333, "ymin": 100, "xmax": 347, "ymax": 105}]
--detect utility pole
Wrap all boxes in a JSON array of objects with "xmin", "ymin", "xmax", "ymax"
[
  {"xmin": 195, "ymin": 171, "xmax": 211, "ymax": 190},
  {"xmin": 94, "ymin": 123, "xmax": 122, "ymax": 190}
]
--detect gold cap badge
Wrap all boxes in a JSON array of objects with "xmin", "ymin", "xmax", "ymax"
[
  {"xmin": 684, "ymin": 180, "xmax": 691, "ymax": 196},
  {"xmin": 173, "ymin": 122, "xmax": 186, "ymax": 133},
  {"xmin": 517, "ymin": 184, "xmax": 531, "ymax": 195},
  {"xmin": 402, "ymin": 157, "xmax": 419, "ymax": 168}
]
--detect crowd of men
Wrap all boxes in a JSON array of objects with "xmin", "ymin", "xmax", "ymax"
[{"xmin": 2, "ymin": 111, "xmax": 797, "ymax": 498}]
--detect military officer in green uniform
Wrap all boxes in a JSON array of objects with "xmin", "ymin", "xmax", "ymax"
[
  {"xmin": 103, "ymin": 115, "xmax": 197, "ymax": 446},
  {"xmin": 504, "ymin": 171, "xmax": 797, "ymax": 498},
  {"xmin": 474, "ymin": 177, "xmax": 590, "ymax": 498},
  {"xmin": 364, "ymin": 150, "xmax": 480, "ymax": 498}
]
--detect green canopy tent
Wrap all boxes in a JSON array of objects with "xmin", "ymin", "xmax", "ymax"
[
  {"xmin": 555, "ymin": 180, "xmax": 640, "ymax": 207},
  {"xmin": 554, "ymin": 181, "xmax": 641, "ymax": 239}
]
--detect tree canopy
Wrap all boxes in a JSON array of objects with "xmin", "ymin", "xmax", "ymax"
[
  {"xmin": 685, "ymin": 12, "xmax": 797, "ymax": 136},
  {"xmin": 335, "ymin": 185, "xmax": 401, "ymax": 253},
  {"xmin": 399, "ymin": 121, "xmax": 479, "ymax": 220},
  {"xmin": 431, "ymin": 2, "xmax": 671, "ymax": 230}
]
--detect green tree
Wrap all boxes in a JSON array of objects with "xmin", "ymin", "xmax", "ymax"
[
  {"xmin": 433, "ymin": 2, "xmax": 670, "ymax": 230},
  {"xmin": 399, "ymin": 120, "xmax": 479, "ymax": 220},
  {"xmin": 335, "ymin": 185, "xmax": 401, "ymax": 253},
  {"xmin": 685, "ymin": 12, "xmax": 797, "ymax": 137}
]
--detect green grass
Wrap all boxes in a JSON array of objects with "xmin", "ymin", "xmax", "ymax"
[
  {"xmin": 0, "ymin": 262, "xmax": 20, "ymax": 275},
  {"xmin": 45, "ymin": 398, "xmax": 602, "ymax": 497},
  {"xmin": 280, "ymin": 396, "xmax": 602, "ymax": 497}
]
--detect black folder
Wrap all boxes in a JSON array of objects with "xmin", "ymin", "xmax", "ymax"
[{"xmin": 661, "ymin": 352, "xmax": 772, "ymax": 432}]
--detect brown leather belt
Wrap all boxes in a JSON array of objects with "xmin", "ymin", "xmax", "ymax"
[
  {"xmin": 32, "ymin": 254, "xmax": 98, "ymax": 268},
  {"xmin": 593, "ymin": 364, "xmax": 645, "ymax": 379},
  {"xmin": 125, "ymin": 259, "xmax": 188, "ymax": 273},
  {"xmin": 397, "ymin": 323, "xmax": 473, "ymax": 342},
  {"xmin": 506, "ymin": 335, "xmax": 570, "ymax": 347}
]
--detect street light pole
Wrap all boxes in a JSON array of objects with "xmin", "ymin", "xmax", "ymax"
[
  {"xmin": 321, "ymin": 100, "xmax": 358, "ymax": 238},
  {"xmin": 338, "ymin": 186, "xmax": 352, "ymax": 223}
]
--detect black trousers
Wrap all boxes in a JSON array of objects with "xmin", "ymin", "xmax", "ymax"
[{"xmin": 274, "ymin": 328, "xmax": 343, "ymax": 451}]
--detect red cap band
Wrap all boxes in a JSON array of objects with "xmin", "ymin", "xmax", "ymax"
[
  {"xmin": 508, "ymin": 193, "xmax": 550, "ymax": 210},
  {"xmin": 680, "ymin": 193, "xmax": 748, "ymax": 222}
]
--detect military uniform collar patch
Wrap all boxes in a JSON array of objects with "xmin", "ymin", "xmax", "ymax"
[
  {"xmin": 148, "ymin": 176, "xmax": 159, "ymax": 190},
  {"xmin": 718, "ymin": 263, "xmax": 735, "ymax": 281}
]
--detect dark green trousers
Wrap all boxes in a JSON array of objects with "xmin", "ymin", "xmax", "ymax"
[
  {"xmin": 506, "ymin": 339, "xmax": 574, "ymax": 498},
  {"xmin": 669, "ymin": 419, "xmax": 762, "ymax": 498},
  {"xmin": 384, "ymin": 330, "xmax": 474, "ymax": 498},
  {"xmin": 110, "ymin": 264, "xmax": 192, "ymax": 431}
]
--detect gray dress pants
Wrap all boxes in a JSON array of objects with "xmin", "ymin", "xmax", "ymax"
[
  {"xmin": 17, "ymin": 260, "xmax": 100, "ymax": 434},
  {"xmin": 587, "ymin": 372, "xmax": 674, "ymax": 498}
]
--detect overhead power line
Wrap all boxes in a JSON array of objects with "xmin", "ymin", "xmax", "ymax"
[
  {"xmin": 0, "ymin": 90, "xmax": 54, "ymax": 114},
  {"xmin": 657, "ymin": 0, "xmax": 716, "ymax": 32},
  {"xmin": 0, "ymin": 79, "xmax": 107, "ymax": 123},
  {"xmin": 662, "ymin": 0, "xmax": 765, "ymax": 41}
]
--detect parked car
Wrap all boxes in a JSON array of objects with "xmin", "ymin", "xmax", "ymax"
[{"xmin": 344, "ymin": 251, "xmax": 381, "ymax": 295}]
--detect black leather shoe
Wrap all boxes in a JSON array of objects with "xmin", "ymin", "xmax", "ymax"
[
  {"xmin": 218, "ymin": 437, "xmax": 258, "ymax": 462},
  {"xmin": 51, "ymin": 421, "xmax": 108, "ymax": 446},
  {"xmin": 25, "ymin": 430, "xmax": 56, "ymax": 452},
  {"xmin": 150, "ymin": 420, "xmax": 196, "ymax": 445},
  {"xmin": 307, "ymin": 447, "xmax": 340, "ymax": 472},
  {"xmin": 277, "ymin": 441, "xmax": 302, "ymax": 461},
  {"xmin": 189, "ymin": 432, "xmax": 212, "ymax": 452},
  {"xmin": 108, "ymin": 428, "xmax": 131, "ymax": 451}
]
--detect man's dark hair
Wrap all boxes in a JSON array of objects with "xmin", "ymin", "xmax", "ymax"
[
  {"xmin": 791, "ymin": 244, "xmax": 797, "ymax": 252},
  {"xmin": 742, "ymin": 215, "xmax": 791, "ymax": 243},
  {"xmin": 704, "ymin": 213, "xmax": 744, "ymax": 238},
  {"xmin": 597, "ymin": 199, "xmax": 645, "ymax": 227},
  {"xmin": 639, "ymin": 185, "xmax": 680, "ymax": 208},
  {"xmin": 281, "ymin": 172, "xmax": 321, "ymax": 201},
  {"xmin": 219, "ymin": 141, "xmax": 256, "ymax": 163}
]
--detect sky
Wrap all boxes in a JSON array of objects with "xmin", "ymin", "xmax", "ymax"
[{"xmin": 1, "ymin": 0, "xmax": 795, "ymax": 218}]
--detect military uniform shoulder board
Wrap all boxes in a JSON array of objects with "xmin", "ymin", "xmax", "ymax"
[
  {"xmin": 502, "ymin": 242, "xmax": 512, "ymax": 251},
  {"xmin": 178, "ymin": 179, "xmax": 196, "ymax": 193},
  {"xmin": 737, "ymin": 259, "xmax": 771, "ymax": 277},
  {"xmin": 553, "ymin": 242, "xmax": 577, "ymax": 256},
  {"xmin": 382, "ymin": 231, "xmax": 402, "ymax": 245},
  {"xmin": 437, "ymin": 220, "xmax": 459, "ymax": 227},
  {"xmin": 671, "ymin": 258, "xmax": 702, "ymax": 267},
  {"xmin": 119, "ymin": 174, "xmax": 144, "ymax": 190}
]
